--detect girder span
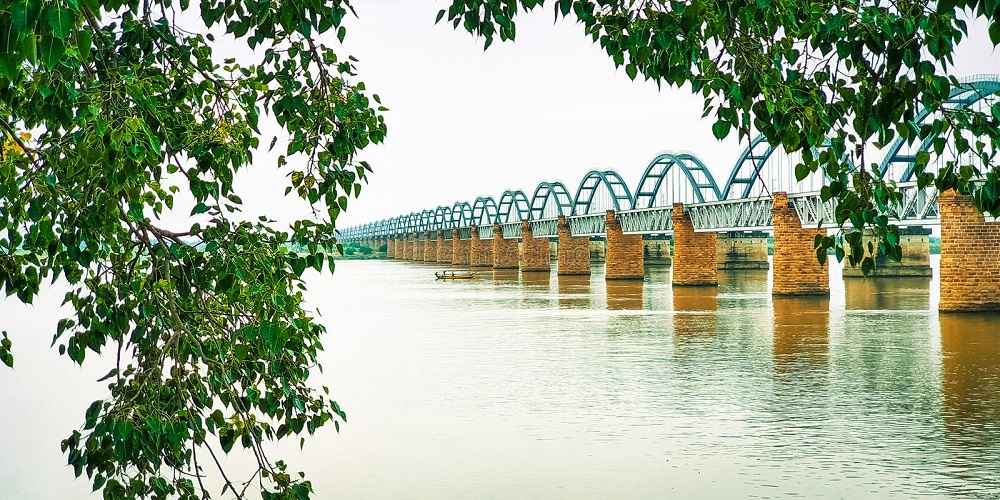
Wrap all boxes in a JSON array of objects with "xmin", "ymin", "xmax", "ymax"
[
  {"xmin": 451, "ymin": 201, "xmax": 473, "ymax": 227},
  {"xmin": 878, "ymin": 75, "xmax": 1000, "ymax": 182},
  {"xmin": 530, "ymin": 181, "xmax": 573, "ymax": 219},
  {"xmin": 633, "ymin": 152, "xmax": 721, "ymax": 207},
  {"xmin": 472, "ymin": 196, "xmax": 498, "ymax": 227},
  {"xmin": 573, "ymin": 170, "xmax": 633, "ymax": 215},
  {"xmin": 433, "ymin": 205, "xmax": 452, "ymax": 231},
  {"xmin": 497, "ymin": 190, "xmax": 531, "ymax": 223}
]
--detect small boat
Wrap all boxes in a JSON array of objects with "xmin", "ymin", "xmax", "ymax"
[{"xmin": 435, "ymin": 270, "xmax": 477, "ymax": 280}]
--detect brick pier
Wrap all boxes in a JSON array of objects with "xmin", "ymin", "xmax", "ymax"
[
  {"xmin": 671, "ymin": 203, "xmax": 718, "ymax": 286},
  {"xmin": 469, "ymin": 226, "xmax": 493, "ymax": 268},
  {"xmin": 604, "ymin": 211, "xmax": 643, "ymax": 280},
  {"xmin": 557, "ymin": 215, "xmax": 590, "ymax": 275},
  {"xmin": 451, "ymin": 230, "xmax": 470, "ymax": 266},
  {"xmin": 422, "ymin": 234, "xmax": 437, "ymax": 262},
  {"xmin": 520, "ymin": 221, "xmax": 551, "ymax": 272},
  {"xmin": 492, "ymin": 223, "xmax": 519, "ymax": 270},
  {"xmin": 436, "ymin": 231, "xmax": 452, "ymax": 263},
  {"xmin": 772, "ymin": 192, "xmax": 829, "ymax": 295},
  {"xmin": 716, "ymin": 232, "xmax": 769, "ymax": 270},
  {"xmin": 939, "ymin": 189, "xmax": 1000, "ymax": 311}
]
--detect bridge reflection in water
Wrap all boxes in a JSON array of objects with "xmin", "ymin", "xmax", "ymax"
[
  {"xmin": 941, "ymin": 314, "xmax": 1000, "ymax": 454},
  {"xmin": 845, "ymin": 276, "xmax": 932, "ymax": 310},
  {"xmin": 605, "ymin": 280, "xmax": 644, "ymax": 310},
  {"xmin": 671, "ymin": 286, "xmax": 719, "ymax": 339},
  {"xmin": 772, "ymin": 297, "xmax": 830, "ymax": 375}
]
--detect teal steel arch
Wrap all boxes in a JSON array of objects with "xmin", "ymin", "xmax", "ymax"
[
  {"xmin": 451, "ymin": 201, "xmax": 473, "ymax": 227},
  {"xmin": 573, "ymin": 170, "xmax": 634, "ymax": 215},
  {"xmin": 879, "ymin": 76, "xmax": 1000, "ymax": 181},
  {"xmin": 419, "ymin": 209, "xmax": 434, "ymax": 232},
  {"xmin": 472, "ymin": 196, "xmax": 498, "ymax": 227},
  {"xmin": 633, "ymin": 153, "xmax": 721, "ymax": 207},
  {"xmin": 434, "ymin": 205, "xmax": 452, "ymax": 231},
  {"xmin": 405, "ymin": 211, "xmax": 420, "ymax": 233},
  {"xmin": 721, "ymin": 135, "xmax": 776, "ymax": 200},
  {"xmin": 530, "ymin": 181, "xmax": 573, "ymax": 219},
  {"xmin": 497, "ymin": 190, "xmax": 531, "ymax": 223}
]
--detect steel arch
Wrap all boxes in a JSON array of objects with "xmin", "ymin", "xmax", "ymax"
[
  {"xmin": 433, "ymin": 205, "xmax": 453, "ymax": 231},
  {"xmin": 497, "ymin": 190, "xmax": 531, "ymax": 223},
  {"xmin": 633, "ymin": 152, "xmax": 721, "ymax": 207},
  {"xmin": 472, "ymin": 196, "xmax": 498, "ymax": 227},
  {"xmin": 878, "ymin": 76, "xmax": 1000, "ymax": 181},
  {"xmin": 572, "ymin": 170, "xmax": 634, "ymax": 215},
  {"xmin": 720, "ymin": 135, "xmax": 777, "ymax": 200},
  {"xmin": 451, "ymin": 201, "xmax": 473, "ymax": 227},
  {"xmin": 404, "ymin": 212, "xmax": 420, "ymax": 233},
  {"xmin": 530, "ymin": 181, "xmax": 573, "ymax": 219}
]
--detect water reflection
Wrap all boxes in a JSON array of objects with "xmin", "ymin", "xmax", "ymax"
[
  {"xmin": 772, "ymin": 297, "xmax": 830, "ymax": 375},
  {"xmin": 845, "ymin": 277, "xmax": 931, "ymax": 310},
  {"xmin": 718, "ymin": 269, "xmax": 769, "ymax": 294},
  {"xmin": 941, "ymin": 314, "xmax": 1000, "ymax": 449},
  {"xmin": 521, "ymin": 271, "xmax": 551, "ymax": 290},
  {"xmin": 671, "ymin": 286, "xmax": 718, "ymax": 339},
  {"xmin": 605, "ymin": 280, "xmax": 644, "ymax": 310},
  {"xmin": 492, "ymin": 269, "xmax": 519, "ymax": 285},
  {"xmin": 557, "ymin": 274, "xmax": 591, "ymax": 309}
]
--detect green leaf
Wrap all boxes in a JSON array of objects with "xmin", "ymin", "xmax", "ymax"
[
  {"xmin": 46, "ymin": 5, "xmax": 73, "ymax": 39},
  {"xmin": 990, "ymin": 21, "xmax": 1000, "ymax": 45},
  {"xmin": 84, "ymin": 400, "xmax": 102, "ymax": 429},
  {"xmin": 711, "ymin": 119, "xmax": 731, "ymax": 140}
]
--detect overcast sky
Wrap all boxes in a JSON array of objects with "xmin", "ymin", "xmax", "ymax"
[{"xmin": 230, "ymin": 2, "xmax": 999, "ymax": 229}]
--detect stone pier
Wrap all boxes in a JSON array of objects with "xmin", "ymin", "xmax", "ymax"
[
  {"xmin": 406, "ymin": 236, "xmax": 417, "ymax": 260},
  {"xmin": 469, "ymin": 226, "xmax": 493, "ymax": 268},
  {"xmin": 394, "ymin": 239, "xmax": 403, "ymax": 259},
  {"xmin": 436, "ymin": 231, "xmax": 452, "ymax": 263},
  {"xmin": 520, "ymin": 221, "xmax": 550, "ymax": 272},
  {"xmin": 589, "ymin": 239, "xmax": 606, "ymax": 262},
  {"xmin": 716, "ymin": 231, "xmax": 769, "ymax": 270},
  {"xmin": 643, "ymin": 238, "xmax": 671, "ymax": 266},
  {"xmin": 604, "ymin": 211, "xmax": 643, "ymax": 280},
  {"xmin": 842, "ymin": 227, "xmax": 932, "ymax": 277},
  {"xmin": 386, "ymin": 239, "xmax": 395, "ymax": 258},
  {"xmin": 939, "ymin": 189, "xmax": 1000, "ymax": 311},
  {"xmin": 422, "ymin": 234, "xmax": 437, "ymax": 262},
  {"xmin": 451, "ymin": 230, "xmax": 470, "ymax": 266},
  {"xmin": 492, "ymin": 223, "xmax": 519, "ymax": 270},
  {"xmin": 672, "ymin": 203, "xmax": 718, "ymax": 286},
  {"xmin": 772, "ymin": 192, "xmax": 829, "ymax": 295},
  {"xmin": 557, "ymin": 215, "xmax": 590, "ymax": 275}
]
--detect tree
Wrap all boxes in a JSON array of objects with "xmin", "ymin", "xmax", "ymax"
[
  {"xmin": 439, "ymin": 0, "xmax": 1000, "ymax": 272},
  {"xmin": 1, "ymin": 0, "xmax": 385, "ymax": 497}
]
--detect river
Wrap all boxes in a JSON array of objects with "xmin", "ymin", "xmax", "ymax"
[{"xmin": 2, "ymin": 256, "xmax": 999, "ymax": 498}]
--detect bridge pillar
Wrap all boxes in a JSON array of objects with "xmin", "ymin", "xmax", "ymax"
[
  {"xmin": 716, "ymin": 231, "xmax": 770, "ymax": 270},
  {"xmin": 469, "ymin": 226, "xmax": 493, "ymax": 268},
  {"xmin": 395, "ymin": 239, "xmax": 404, "ymax": 259},
  {"xmin": 939, "ymin": 189, "xmax": 1000, "ymax": 311},
  {"xmin": 493, "ymin": 223, "xmax": 519, "ymax": 270},
  {"xmin": 604, "ymin": 210, "xmax": 643, "ymax": 280},
  {"xmin": 643, "ymin": 237, "xmax": 671, "ymax": 266},
  {"xmin": 589, "ymin": 239, "xmax": 606, "ymax": 262},
  {"xmin": 557, "ymin": 215, "xmax": 590, "ymax": 275},
  {"xmin": 772, "ymin": 192, "xmax": 829, "ymax": 295},
  {"xmin": 671, "ymin": 203, "xmax": 718, "ymax": 286},
  {"xmin": 843, "ymin": 227, "xmax": 932, "ymax": 277},
  {"xmin": 436, "ymin": 231, "xmax": 452, "ymax": 263},
  {"xmin": 423, "ymin": 233, "xmax": 438, "ymax": 262},
  {"xmin": 405, "ymin": 236, "xmax": 416, "ymax": 260},
  {"xmin": 386, "ymin": 239, "xmax": 395, "ymax": 258},
  {"xmin": 451, "ymin": 230, "xmax": 469, "ymax": 266},
  {"xmin": 520, "ymin": 221, "xmax": 551, "ymax": 272}
]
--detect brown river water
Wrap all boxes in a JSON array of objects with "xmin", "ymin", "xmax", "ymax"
[{"xmin": 2, "ymin": 256, "xmax": 999, "ymax": 499}]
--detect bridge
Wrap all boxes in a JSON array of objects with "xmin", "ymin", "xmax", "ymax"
[{"xmin": 339, "ymin": 76, "xmax": 1000, "ymax": 312}]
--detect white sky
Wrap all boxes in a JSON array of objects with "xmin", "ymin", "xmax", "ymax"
[{"xmin": 229, "ymin": 2, "xmax": 999, "ymax": 229}]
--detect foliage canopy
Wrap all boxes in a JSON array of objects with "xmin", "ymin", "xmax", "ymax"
[
  {"xmin": 1, "ymin": 0, "xmax": 384, "ymax": 497},
  {"xmin": 441, "ymin": 0, "xmax": 1000, "ymax": 271}
]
